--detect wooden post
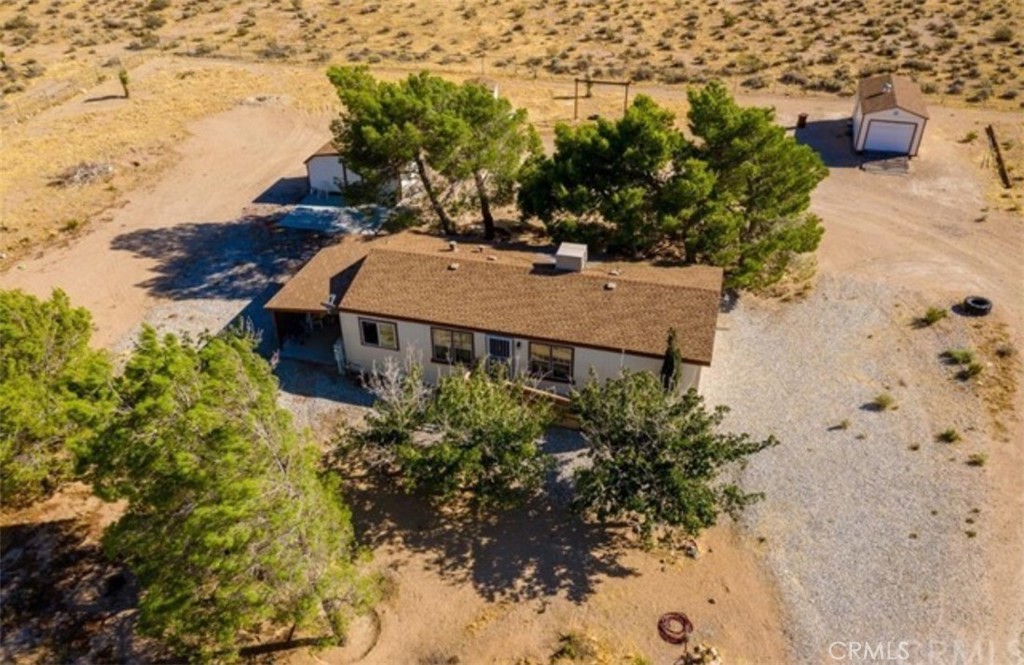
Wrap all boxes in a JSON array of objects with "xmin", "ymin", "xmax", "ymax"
[
  {"xmin": 573, "ymin": 78, "xmax": 579, "ymax": 121},
  {"xmin": 623, "ymin": 81, "xmax": 630, "ymax": 116}
]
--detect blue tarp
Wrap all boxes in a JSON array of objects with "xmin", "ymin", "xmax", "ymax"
[{"xmin": 275, "ymin": 194, "xmax": 386, "ymax": 234}]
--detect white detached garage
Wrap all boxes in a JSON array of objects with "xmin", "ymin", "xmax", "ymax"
[
  {"xmin": 304, "ymin": 141, "xmax": 362, "ymax": 195},
  {"xmin": 852, "ymin": 74, "xmax": 929, "ymax": 157}
]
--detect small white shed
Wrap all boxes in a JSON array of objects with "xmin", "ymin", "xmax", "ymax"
[
  {"xmin": 304, "ymin": 142, "xmax": 362, "ymax": 195},
  {"xmin": 852, "ymin": 74, "xmax": 929, "ymax": 157}
]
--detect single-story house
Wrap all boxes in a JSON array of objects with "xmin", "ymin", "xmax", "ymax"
[
  {"xmin": 852, "ymin": 74, "xmax": 928, "ymax": 157},
  {"xmin": 264, "ymin": 238, "xmax": 723, "ymax": 395}
]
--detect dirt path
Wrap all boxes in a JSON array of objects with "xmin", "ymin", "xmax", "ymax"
[{"xmin": 0, "ymin": 102, "xmax": 330, "ymax": 348}]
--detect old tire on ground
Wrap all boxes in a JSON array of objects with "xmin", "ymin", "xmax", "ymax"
[{"xmin": 963, "ymin": 296, "xmax": 993, "ymax": 316}]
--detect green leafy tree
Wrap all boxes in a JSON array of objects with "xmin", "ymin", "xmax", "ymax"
[
  {"xmin": 329, "ymin": 67, "xmax": 461, "ymax": 233},
  {"xmin": 572, "ymin": 370, "xmax": 778, "ymax": 542},
  {"xmin": 518, "ymin": 95, "xmax": 690, "ymax": 254},
  {"xmin": 686, "ymin": 80, "xmax": 828, "ymax": 289},
  {"xmin": 447, "ymin": 82, "xmax": 541, "ymax": 239},
  {"xmin": 353, "ymin": 360, "xmax": 552, "ymax": 507},
  {"xmin": 519, "ymin": 85, "xmax": 827, "ymax": 288},
  {"xmin": 659, "ymin": 328, "xmax": 684, "ymax": 392},
  {"xmin": 0, "ymin": 289, "xmax": 112, "ymax": 507},
  {"xmin": 78, "ymin": 328, "xmax": 372, "ymax": 663},
  {"xmin": 328, "ymin": 67, "xmax": 539, "ymax": 239}
]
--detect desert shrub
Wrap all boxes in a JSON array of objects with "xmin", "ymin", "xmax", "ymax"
[
  {"xmin": 871, "ymin": 392, "xmax": 896, "ymax": 411},
  {"xmin": 941, "ymin": 348, "xmax": 975, "ymax": 364},
  {"xmin": 742, "ymin": 75, "xmax": 767, "ymax": 89},
  {"xmin": 966, "ymin": 453, "xmax": 988, "ymax": 467},
  {"xmin": 552, "ymin": 631, "xmax": 599, "ymax": 663},
  {"xmin": 914, "ymin": 306, "xmax": 947, "ymax": 327},
  {"xmin": 141, "ymin": 13, "xmax": 166, "ymax": 29},
  {"xmin": 995, "ymin": 344, "xmax": 1017, "ymax": 359},
  {"xmin": 936, "ymin": 428, "xmax": 961, "ymax": 443},
  {"xmin": 258, "ymin": 39, "xmax": 293, "ymax": 60},
  {"xmin": 991, "ymin": 26, "xmax": 1013, "ymax": 43},
  {"xmin": 957, "ymin": 362, "xmax": 984, "ymax": 381},
  {"xmin": 50, "ymin": 161, "xmax": 115, "ymax": 187},
  {"xmin": 960, "ymin": 131, "xmax": 979, "ymax": 143}
]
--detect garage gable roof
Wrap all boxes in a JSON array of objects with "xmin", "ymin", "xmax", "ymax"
[
  {"xmin": 303, "ymin": 140, "xmax": 339, "ymax": 164},
  {"xmin": 337, "ymin": 248, "xmax": 723, "ymax": 364},
  {"xmin": 858, "ymin": 74, "xmax": 929, "ymax": 119}
]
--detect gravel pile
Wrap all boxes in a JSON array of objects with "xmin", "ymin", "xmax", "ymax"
[{"xmin": 701, "ymin": 274, "xmax": 994, "ymax": 663}]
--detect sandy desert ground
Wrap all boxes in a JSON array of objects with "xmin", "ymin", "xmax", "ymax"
[{"xmin": 1, "ymin": 58, "xmax": 1022, "ymax": 664}]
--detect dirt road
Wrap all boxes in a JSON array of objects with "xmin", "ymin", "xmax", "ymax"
[{"xmin": 1, "ymin": 102, "xmax": 330, "ymax": 348}]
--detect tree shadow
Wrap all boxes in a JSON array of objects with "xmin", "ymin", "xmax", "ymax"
[
  {"xmin": 84, "ymin": 94, "xmax": 126, "ymax": 103},
  {"xmin": 345, "ymin": 471, "xmax": 637, "ymax": 605},
  {"xmin": 273, "ymin": 358, "xmax": 375, "ymax": 408},
  {"xmin": 109, "ymin": 214, "xmax": 328, "ymax": 301},
  {"xmin": 253, "ymin": 176, "xmax": 310, "ymax": 205},
  {"xmin": 0, "ymin": 519, "xmax": 163, "ymax": 664}
]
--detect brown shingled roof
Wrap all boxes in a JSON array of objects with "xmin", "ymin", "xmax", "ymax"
[
  {"xmin": 303, "ymin": 140, "xmax": 339, "ymax": 163},
  {"xmin": 338, "ymin": 248, "xmax": 722, "ymax": 364},
  {"xmin": 858, "ymin": 74, "xmax": 929, "ymax": 119}
]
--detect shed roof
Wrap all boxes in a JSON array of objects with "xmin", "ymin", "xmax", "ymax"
[
  {"xmin": 857, "ymin": 74, "xmax": 929, "ymax": 119},
  {"xmin": 303, "ymin": 140, "xmax": 339, "ymax": 163},
  {"xmin": 557, "ymin": 242, "xmax": 588, "ymax": 259}
]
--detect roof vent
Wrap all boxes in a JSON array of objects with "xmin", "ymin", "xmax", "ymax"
[
  {"xmin": 604, "ymin": 281, "xmax": 617, "ymax": 291},
  {"xmin": 555, "ymin": 242, "xmax": 588, "ymax": 272},
  {"xmin": 882, "ymin": 82, "xmax": 893, "ymax": 94},
  {"xmin": 448, "ymin": 262, "xmax": 460, "ymax": 271}
]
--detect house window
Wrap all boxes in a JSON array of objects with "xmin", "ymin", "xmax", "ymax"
[
  {"xmin": 431, "ymin": 327, "xmax": 474, "ymax": 365},
  {"xmin": 528, "ymin": 342, "xmax": 573, "ymax": 383},
  {"xmin": 359, "ymin": 318, "xmax": 398, "ymax": 350}
]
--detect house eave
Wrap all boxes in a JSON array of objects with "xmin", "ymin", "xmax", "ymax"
[{"xmin": 337, "ymin": 306, "xmax": 713, "ymax": 367}]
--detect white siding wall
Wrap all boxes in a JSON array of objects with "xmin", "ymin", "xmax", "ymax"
[
  {"xmin": 851, "ymin": 97, "xmax": 862, "ymax": 146},
  {"xmin": 854, "ymin": 108, "xmax": 926, "ymax": 156},
  {"xmin": 306, "ymin": 156, "xmax": 362, "ymax": 194},
  {"xmin": 339, "ymin": 313, "xmax": 703, "ymax": 394}
]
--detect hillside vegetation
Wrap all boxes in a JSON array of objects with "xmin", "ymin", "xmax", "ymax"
[{"xmin": 1, "ymin": 0, "xmax": 1021, "ymax": 110}]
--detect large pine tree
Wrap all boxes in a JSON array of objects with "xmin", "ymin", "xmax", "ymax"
[
  {"xmin": 79, "ymin": 328, "xmax": 373, "ymax": 663},
  {"xmin": 0, "ymin": 289, "xmax": 113, "ymax": 507}
]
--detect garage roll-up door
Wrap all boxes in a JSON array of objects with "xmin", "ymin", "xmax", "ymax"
[{"xmin": 864, "ymin": 121, "xmax": 915, "ymax": 154}]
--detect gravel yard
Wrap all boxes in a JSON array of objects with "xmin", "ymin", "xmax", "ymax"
[{"xmin": 701, "ymin": 274, "xmax": 1004, "ymax": 663}]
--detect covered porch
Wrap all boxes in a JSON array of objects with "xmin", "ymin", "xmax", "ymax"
[{"xmin": 271, "ymin": 310, "xmax": 344, "ymax": 369}]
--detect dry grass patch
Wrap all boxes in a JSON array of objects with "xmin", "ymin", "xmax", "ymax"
[
  {"xmin": 1, "ymin": 0, "xmax": 1022, "ymax": 114},
  {"xmin": 0, "ymin": 60, "xmax": 335, "ymax": 262},
  {"xmin": 969, "ymin": 321, "xmax": 1020, "ymax": 439}
]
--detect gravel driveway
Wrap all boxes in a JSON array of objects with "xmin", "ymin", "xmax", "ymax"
[{"xmin": 701, "ymin": 274, "xmax": 1000, "ymax": 663}]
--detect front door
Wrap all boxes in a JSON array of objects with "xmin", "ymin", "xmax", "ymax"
[{"xmin": 486, "ymin": 336, "xmax": 514, "ymax": 374}]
